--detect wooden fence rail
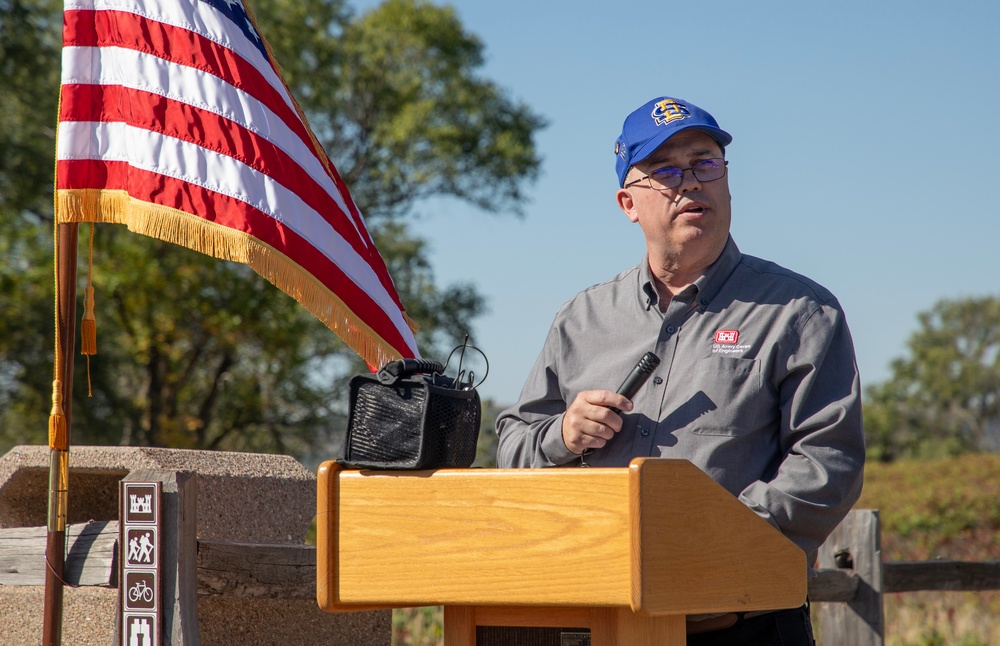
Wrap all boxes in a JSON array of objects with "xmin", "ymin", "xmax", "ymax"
[
  {"xmin": 3, "ymin": 510, "xmax": 1000, "ymax": 645},
  {"xmin": 814, "ymin": 509, "xmax": 1000, "ymax": 645}
]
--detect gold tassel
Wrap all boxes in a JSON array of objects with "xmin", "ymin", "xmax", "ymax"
[
  {"xmin": 81, "ymin": 286, "xmax": 96, "ymax": 355},
  {"xmin": 48, "ymin": 379, "xmax": 68, "ymax": 451}
]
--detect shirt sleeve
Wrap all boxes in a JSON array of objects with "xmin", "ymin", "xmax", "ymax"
[
  {"xmin": 738, "ymin": 297, "xmax": 866, "ymax": 560},
  {"xmin": 495, "ymin": 322, "xmax": 580, "ymax": 468}
]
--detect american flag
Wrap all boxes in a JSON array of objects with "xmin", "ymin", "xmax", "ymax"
[{"xmin": 55, "ymin": 0, "xmax": 420, "ymax": 367}]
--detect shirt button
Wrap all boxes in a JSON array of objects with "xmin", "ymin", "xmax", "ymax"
[
  {"xmin": 666, "ymin": 325, "xmax": 677, "ymax": 334},
  {"xmin": 700, "ymin": 298, "xmax": 710, "ymax": 306},
  {"xmin": 640, "ymin": 428, "xmax": 650, "ymax": 437},
  {"xmin": 653, "ymin": 376, "xmax": 663, "ymax": 385}
]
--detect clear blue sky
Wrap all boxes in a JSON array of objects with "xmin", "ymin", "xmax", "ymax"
[{"xmin": 351, "ymin": 0, "xmax": 1000, "ymax": 405}]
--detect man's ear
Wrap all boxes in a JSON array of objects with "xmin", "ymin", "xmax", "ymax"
[{"xmin": 616, "ymin": 188, "xmax": 639, "ymax": 223}]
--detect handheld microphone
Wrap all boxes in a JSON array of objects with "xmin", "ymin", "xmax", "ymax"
[{"xmin": 609, "ymin": 351, "xmax": 661, "ymax": 414}]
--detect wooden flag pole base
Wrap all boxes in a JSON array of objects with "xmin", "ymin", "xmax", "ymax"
[{"xmin": 44, "ymin": 223, "xmax": 79, "ymax": 646}]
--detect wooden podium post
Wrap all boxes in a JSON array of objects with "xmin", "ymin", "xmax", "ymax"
[{"xmin": 316, "ymin": 458, "xmax": 806, "ymax": 645}]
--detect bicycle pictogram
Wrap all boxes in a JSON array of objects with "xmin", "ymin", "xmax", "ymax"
[{"xmin": 129, "ymin": 579, "xmax": 154, "ymax": 604}]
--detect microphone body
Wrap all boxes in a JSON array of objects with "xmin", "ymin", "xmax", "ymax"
[
  {"xmin": 580, "ymin": 351, "xmax": 661, "ymax": 465},
  {"xmin": 609, "ymin": 351, "xmax": 661, "ymax": 414}
]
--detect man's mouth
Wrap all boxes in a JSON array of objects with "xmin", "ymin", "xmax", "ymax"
[{"xmin": 679, "ymin": 202, "xmax": 708, "ymax": 215}]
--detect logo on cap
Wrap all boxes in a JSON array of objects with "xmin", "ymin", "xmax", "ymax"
[{"xmin": 652, "ymin": 99, "xmax": 691, "ymax": 126}]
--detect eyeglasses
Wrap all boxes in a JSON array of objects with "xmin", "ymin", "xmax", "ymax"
[{"xmin": 624, "ymin": 158, "xmax": 728, "ymax": 190}]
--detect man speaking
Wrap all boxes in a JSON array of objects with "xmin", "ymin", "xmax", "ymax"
[{"xmin": 496, "ymin": 96, "xmax": 865, "ymax": 644}]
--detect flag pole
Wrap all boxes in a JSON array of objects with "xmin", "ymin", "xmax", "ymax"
[{"xmin": 43, "ymin": 222, "xmax": 79, "ymax": 646}]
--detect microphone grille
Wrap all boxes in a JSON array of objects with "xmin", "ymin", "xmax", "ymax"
[{"xmin": 638, "ymin": 352, "xmax": 661, "ymax": 372}]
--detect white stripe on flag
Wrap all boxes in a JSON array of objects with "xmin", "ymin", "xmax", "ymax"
[
  {"xmin": 58, "ymin": 119, "xmax": 411, "ymax": 335},
  {"xmin": 64, "ymin": 0, "xmax": 290, "ymax": 114},
  {"xmin": 60, "ymin": 45, "xmax": 357, "ymax": 228}
]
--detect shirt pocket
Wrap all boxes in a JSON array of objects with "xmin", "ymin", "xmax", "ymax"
[{"xmin": 685, "ymin": 356, "xmax": 765, "ymax": 436}]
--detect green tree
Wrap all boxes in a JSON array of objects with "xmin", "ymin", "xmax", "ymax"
[
  {"xmin": 0, "ymin": 0, "xmax": 64, "ymax": 448},
  {"xmin": 0, "ymin": 0, "xmax": 543, "ymax": 456},
  {"xmin": 256, "ymin": 0, "xmax": 541, "ymax": 221},
  {"xmin": 0, "ymin": 0, "xmax": 61, "ymax": 220},
  {"xmin": 864, "ymin": 296, "xmax": 1000, "ymax": 461}
]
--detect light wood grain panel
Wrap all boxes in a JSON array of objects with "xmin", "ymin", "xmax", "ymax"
[
  {"xmin": 591, "ymin": 607, "xmax": 686, "ymax": 645},
  {"xmin": 316, "ymin": 460, "xmax": 338, "ymax": 609},
  {"xmin": 332, "ymin": 467, "xmax": 632, "ymax": 607},
  {"xmin": 317, "ymin": 461, "xmax": 396, "ymax": 612},
  {"xmin": 629, "ymin": 458, "xmax": 807, "ymax": 615},
  {"xmin": 319, "ymin": 458, "xmax": 809, "ymax": 619}
]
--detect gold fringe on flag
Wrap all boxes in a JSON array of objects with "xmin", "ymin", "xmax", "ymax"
[{"xmin": 56, "ymin": 188, "xmax": 416, "ymax": 369}]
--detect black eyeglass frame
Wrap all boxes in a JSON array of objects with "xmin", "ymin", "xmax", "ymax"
[{"xmin": 623, "ymin": 158, "xmax": 728, "ymax": 190}]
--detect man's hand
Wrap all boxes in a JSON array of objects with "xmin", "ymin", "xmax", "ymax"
[{"xmin": 562, "ymin": 390, "xmax": 633, "ymax": 455}]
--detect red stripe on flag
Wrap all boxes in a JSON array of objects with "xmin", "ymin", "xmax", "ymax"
[
  {"xmin": 322, "ymin": 153, "xmax": 404, "ymax": 311},
  {"xmin": 62, "ymin": 9, "xmax": 328, "ymax": 181},
  {"xmin": 62, "ymin": 7, "xmax": 406, "ymax": 312},
  {"xmin": 60, "ymin": 83, "xmax": 373, "ymax": 262},
  {"xmin": 57, "ymin": 158, "xmax": 415, "ymax": 356}
]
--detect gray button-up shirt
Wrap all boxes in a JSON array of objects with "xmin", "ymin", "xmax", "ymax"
[{"xmin": 496, "ymin": 237, "xmax": 865, "ymax": 560}]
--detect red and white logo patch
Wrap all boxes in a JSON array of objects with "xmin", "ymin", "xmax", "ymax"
[{"xmin": 714, "ymin": 329, "xmax": 739, "ymax": 345}]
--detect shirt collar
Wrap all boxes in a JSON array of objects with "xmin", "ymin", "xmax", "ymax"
[
  {"xmin": 637, "ymin": 236, "xmax": 742, "ymax": 311},
  {"xmin": 638, "ymin": 257, "xmax": 658, "ymax": 311},
  {"xmin": 692, "ymin": 235, "xmax": 742, "ymax": 308}
]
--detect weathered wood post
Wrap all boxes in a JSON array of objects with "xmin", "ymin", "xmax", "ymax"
[{"xmin": 817, "ymin": 509, "xmax": 885, "ymax": 645}]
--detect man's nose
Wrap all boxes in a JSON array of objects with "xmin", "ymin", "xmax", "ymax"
[{"xmin": 677, "ymin": 168, "xmax": 702, "ymax": 192}]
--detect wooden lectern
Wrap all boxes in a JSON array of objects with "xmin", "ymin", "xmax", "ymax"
[{"xmin": 316, "ymin": 458, "xmax": 806, "ymax": 645}]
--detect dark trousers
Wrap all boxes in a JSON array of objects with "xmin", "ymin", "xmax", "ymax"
[{"xmin": 686, "ymin": 604, "xmax": 815, "ymax": 646}]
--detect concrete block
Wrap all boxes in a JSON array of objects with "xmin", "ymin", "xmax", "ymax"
[{"xmin": 0, "ymin": 445, "xmax": 391, "ymax": 645}]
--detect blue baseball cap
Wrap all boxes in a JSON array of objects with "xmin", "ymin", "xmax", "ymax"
[{"xmin": 614, "ymin": 97, "xmax": 732, "ymax": 187}]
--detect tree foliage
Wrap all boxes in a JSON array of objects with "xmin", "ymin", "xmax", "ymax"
[
  {"xmin": 253, "ymin": 0, "xmax": 543, "ymax": 220},
  {"xmin": 0, "ymin": 0, "xmax": 543, "ymax": 457},
  {"xmin": 0, "ymin": 0, "xmax": 61, "ymax": 220},
  {"xmin": 864, "ymin": 296, "xmax": 1000, "ymax": 461}
]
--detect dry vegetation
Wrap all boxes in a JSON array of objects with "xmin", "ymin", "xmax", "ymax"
[{"xmin": 852, "ymin": 453, "xmax": 1000, "ymax": 646}]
